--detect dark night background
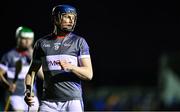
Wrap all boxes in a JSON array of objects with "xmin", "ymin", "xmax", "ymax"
[
  {"xmin": 1, "ymin": 0, "xmax": 180, "ymax": 85},
  {"xmin": 1, "ymin": 0, "xmax": 180, "ymax": 110}
]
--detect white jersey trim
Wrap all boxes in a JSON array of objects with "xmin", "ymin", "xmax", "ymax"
[
  {"xmin": 78, "ymin": 55, "xmax": 90, "ymax": 59},
  {"xmin": 0, "ymin": 64, "xmax": 8, "ymax": 71},
  {"xmin": 7, "ymin": 66, "xmax": 29, "ymax": 79}
]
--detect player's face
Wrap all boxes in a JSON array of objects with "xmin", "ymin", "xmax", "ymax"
[
  {"xmin": 17, "ymin": 38, "xmax": 33, "ymax": 49},
  {"xmin": 57, "ymin": 13, "xmax": 76, "ymax": 30}
]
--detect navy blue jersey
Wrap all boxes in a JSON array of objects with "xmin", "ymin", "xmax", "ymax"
[
  {"xmin": 0, "ymin": 49, "xmax": 35, "ymax": 95},
  {"xmin": 32, "ymin": 33, "xmax": 90, "ymax": 101}
]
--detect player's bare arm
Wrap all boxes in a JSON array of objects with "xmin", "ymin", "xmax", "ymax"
[
  {"xmin": 24, "ymin": 61, "xmax": 42, "ymax": 106},
  {"xmin": 37, "ymin": 66, "xmax": 44, "ymax": 80},
  {"xmin": 25, "ymin": 64, "xmax": 41, "ymax": 86},
  {"xmin": 25, "ymin": 65, "xmax": 43, "ymax": 86},
  {"xmin": 0, "ymin": 68, "xmax": 10, "ymax": 87},
  {"xmin": 0, "ymin": 68, "xmax": 16, "ymax": 93},
  {"xmin": 60, "ymin": 57, "xmax": 93, "ymax": 80}
]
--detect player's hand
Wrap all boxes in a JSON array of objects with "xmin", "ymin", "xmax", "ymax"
[
  {"xmin": 59, "ymin": 60, "xmax": 73, "ymax": 72},
  {"xmin": 24, "ymin": 90, "xmax": 35, "ymax": 106},
  {"xmin": 8, "ymin": 83, "xmax": 16, "ymax": 93}
]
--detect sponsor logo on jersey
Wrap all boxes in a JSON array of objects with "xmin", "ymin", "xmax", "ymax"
[
  {"xmin": 47, "ymin": 60, "xmax": 60, "ymax": 66},
  {"xmin": 42, "ymin": 55, "xmax": 78, "ymax": 71}
]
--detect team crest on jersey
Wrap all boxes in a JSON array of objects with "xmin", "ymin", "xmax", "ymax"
[
  {"xmin": 54, "ymin": 43, "xmax": 61, "ymax": 50},
  {"xmin": 54, "ymin": 45, "xmax": 59, "ymax": 50}
]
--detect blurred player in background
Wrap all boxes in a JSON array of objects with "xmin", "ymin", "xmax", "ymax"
[
  {"xmin": 0, "ymin": 26, "xmax": 43, "ymax": 111},
  {"xmin": 24, "ymin": 4, "xmax": 93, "ymax": 112},
  {"xmin": 158, "ymin": 51, "xmax": 180, "ymax": 110}
]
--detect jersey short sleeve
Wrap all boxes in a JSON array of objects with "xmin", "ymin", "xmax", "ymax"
[
  {"xmin": 0, "ymin": 53, "xmax": 9, "ymax": 71},
  {"xmin": 79, "ymin": 38, "xmax": 90, "ymax": 59},
  {"xmin": 32, "ymin": 40, "xmax": 44, "ymax": 65}
]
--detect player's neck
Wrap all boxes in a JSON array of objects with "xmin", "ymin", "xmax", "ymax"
[
  {"xmin": 55, "ymin": 31, "xmax": 70, "ymax": 38},
  {"xmin": 16, "ymin": 47, "xmax": 28, "ymax": 56},
  {"xmin": 55, "ymin": 27, "xmax": 70, "ymax": 35}
]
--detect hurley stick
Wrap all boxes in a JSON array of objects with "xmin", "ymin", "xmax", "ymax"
[
  {"xmin": 27, "ymin": 71, "xmax": 35, "ymax": 112},
  {"xmin": 4, "ymin": 59, "xmax": 22, "ymax": 112}
]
